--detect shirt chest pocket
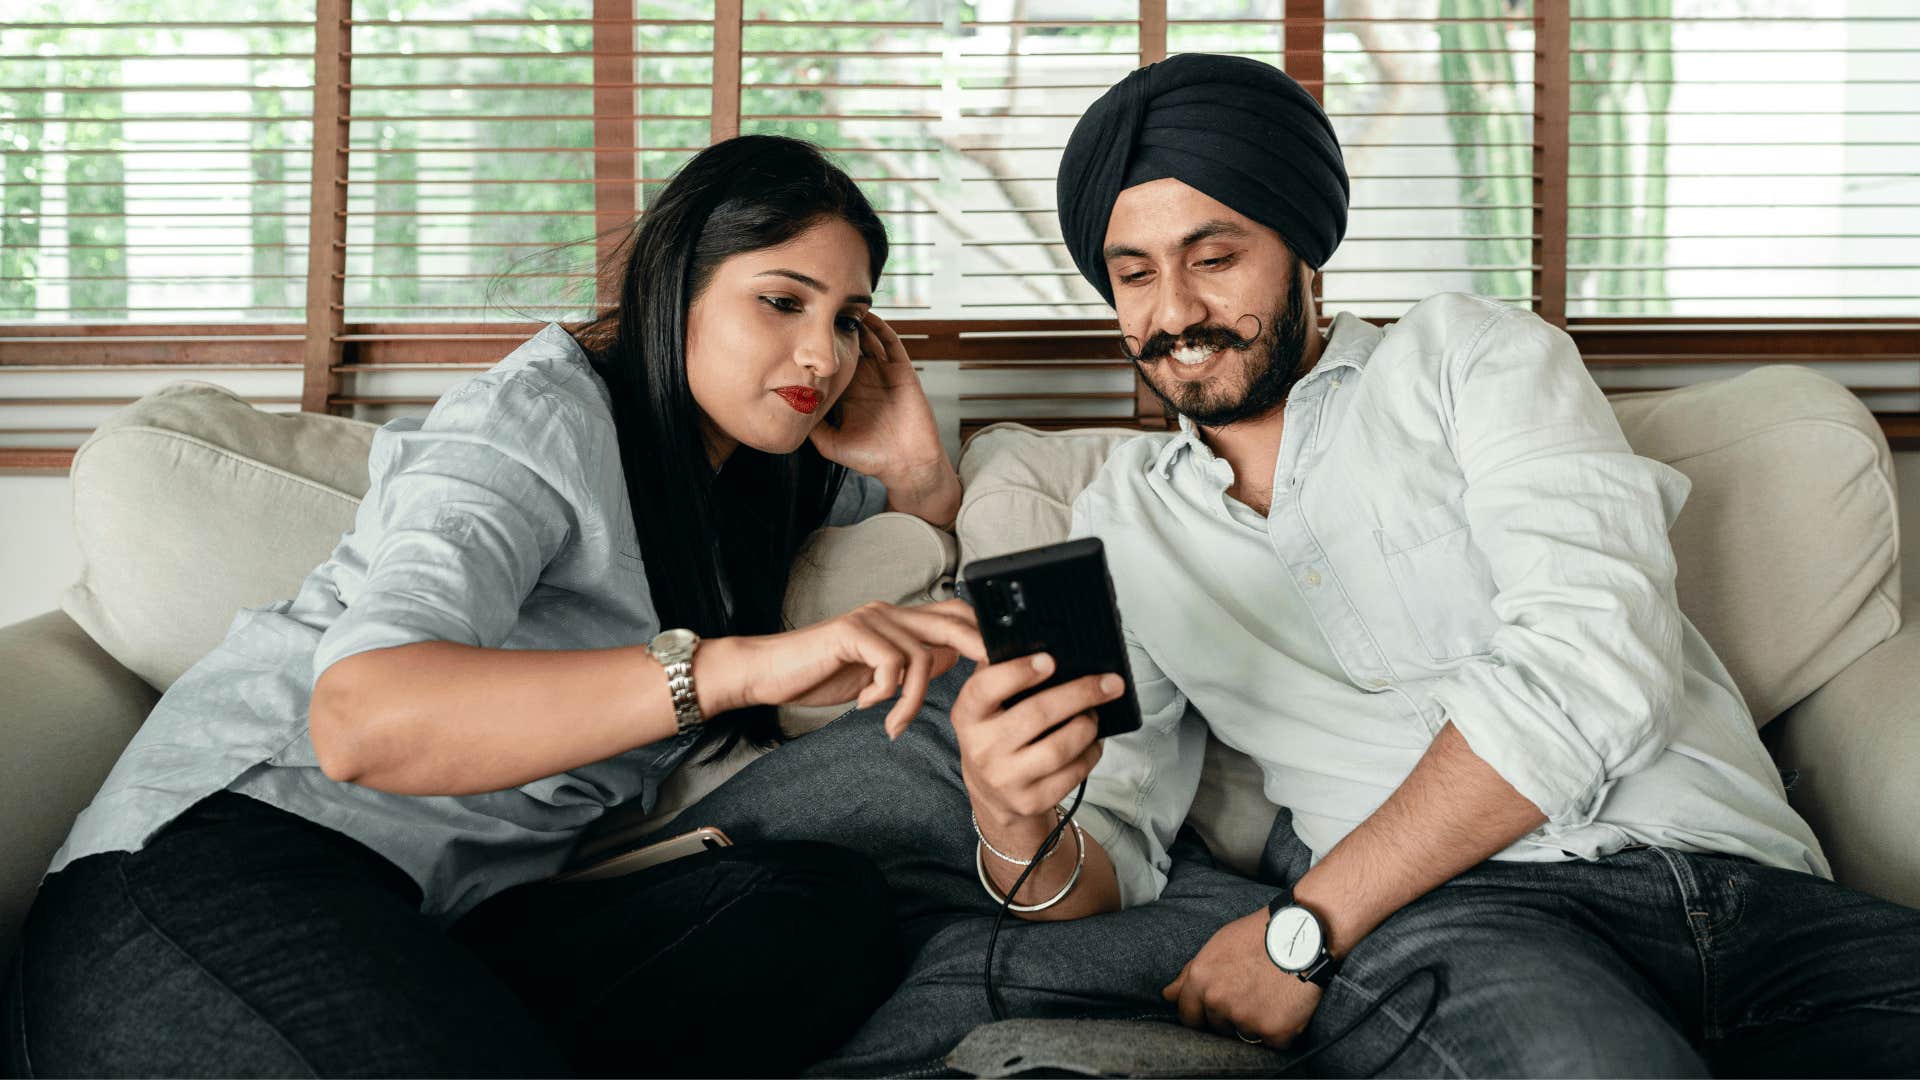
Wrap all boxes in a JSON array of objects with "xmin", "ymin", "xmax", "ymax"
[{"xmin": 1373, "ymin": 496, "xmax": 1501, "ymax": 663}]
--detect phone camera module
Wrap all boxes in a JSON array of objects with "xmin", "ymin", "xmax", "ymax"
[{"xmin": 990, "ymin": 579, "xmax": 1027, "ymax": 627}]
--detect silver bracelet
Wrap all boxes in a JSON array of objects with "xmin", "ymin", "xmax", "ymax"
[
  {"xmin": 975, "ymin": 816, "xmax": 1085, "ymax": 913},
  {"xmin": 972, "ymin": 808, "xmax": 1067, "ymax": 867}
]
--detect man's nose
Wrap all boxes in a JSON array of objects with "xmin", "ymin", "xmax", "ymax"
[{"xmin": 1149, "ymin": 278, "xmax": 1208, "ymax": 345}]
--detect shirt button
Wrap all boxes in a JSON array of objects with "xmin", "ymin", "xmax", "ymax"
[
  {"xmin": 1303, "ymin": 569, "xmax": 1322, "ymax": 588},
  {"xmin": 1368, "ymin": 678, "xmax": 1389, "ymax": 689},
  {"xmin": 1331, "ymin": 378, "xmax": 1342, "ymax": 389}
]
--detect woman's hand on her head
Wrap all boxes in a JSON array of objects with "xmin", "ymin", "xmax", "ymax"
[
  {"xmin": 722, "ymin": 598, "xmax": 985, "ymax": 733},
  {"xmin": 809, "ymin": 313, "xmax": 962, "ymax": 528}
]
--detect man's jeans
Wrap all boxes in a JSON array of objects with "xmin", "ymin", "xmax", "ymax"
[{"xmin": 663, "ymin": 663, "xmax": 1920, "ymax": 1077}]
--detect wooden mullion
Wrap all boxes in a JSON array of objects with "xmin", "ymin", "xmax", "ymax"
[
  {"xmin": 10, "ymin": 319, "xmax": 1912, "ymax": 358},
  {"xmin": 0, "ymin": 448, "xmax": 78, "ymax": 473},
  {"xmin": 1880, "ymin": 414, "xmax": 1920, "ymax": 450},
  {"xmin": 593, "ymin": 0, "xmax": 637, "ymax": 306},
  {"xmin": 1130, "ymin": 0, "xmax": 1169, "ymax": 427},
  {"xmin": 0, "ymin": 340, "xmax": 305, "ymax": 367},
  {"xmin": 1284, "ymin": 0, "xmax": 1324, "ymax": 97},
  {"xmin": 1568, "ymin": 324, "xmax": 1920, "ymax": 361},
  {"xmin": 1533, "ymin": 0, "xmax": 1571, "ymax": 327},
  {"xmin": 302, "ymin": 0, "xmax": 351, "ymax": 414},
  {"xmin": 1140, "ymin": 0, "xmax": 1167, "ymax": 64},
  {"xmin": 711, "ymin": 0, "xmax": 742, "ymax": 142},
  {"xmin": 1286, "ymin": 0, "xmax": 1326, "ymax": 316}
]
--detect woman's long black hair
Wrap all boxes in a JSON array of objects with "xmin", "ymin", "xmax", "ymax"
[{"xmin": 574, "ymin": 135, "xmax": 889, "ymax": 760}]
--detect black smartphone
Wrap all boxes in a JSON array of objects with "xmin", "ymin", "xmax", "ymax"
[{"xmin": 961, "ymin": 537, "xmax": 1144, "ymax": 741}]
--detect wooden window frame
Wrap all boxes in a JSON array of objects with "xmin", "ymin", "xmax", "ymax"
[{"xmin": 3, "ymin": 4, "xmax": 1915, "ymax": 473}]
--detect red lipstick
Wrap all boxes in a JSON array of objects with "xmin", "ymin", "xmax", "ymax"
[{"xmin": 775, "ymin": 386, "xmax": 822, "ymax": 415}]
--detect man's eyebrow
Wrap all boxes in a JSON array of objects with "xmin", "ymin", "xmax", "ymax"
[
  {"xmin": 1179, "ymin": 220, "xmax": 1249, "ymax": 248},
  {"xmin": 1103, "ymin": 220, "xmax": 1250, "ymax": 262},
  {"xmin": 753, "ymin": 268, "xmax": 871, "ymax": 306}
]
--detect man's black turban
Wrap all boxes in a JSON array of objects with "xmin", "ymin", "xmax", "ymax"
[{"xmin": 1056, "ymin": 53, "xmax": 1350, "ymax": 306}]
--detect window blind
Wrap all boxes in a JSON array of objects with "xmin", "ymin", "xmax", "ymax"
[
  {"xmin": 1563, "ymin": 0, "xmax": 1919, "ymax": 431},
  {"xmin": 0, "ymin": 6, "xmax": 315, "ymax": 460},
  {"xmin": 1566, "ymin": 0, "xmax": 1917, "ymax": 320},
  {"xmin": 938, "ymin": 2, "xmax": 1145, "ymax": 434},
  {"xmin": 3, "ymin": 0, "xmax": 1915, "ymax": 472},
  {"xmin": 1318, "ymin": 0, "xmax": 1539, "ymax": 317}
]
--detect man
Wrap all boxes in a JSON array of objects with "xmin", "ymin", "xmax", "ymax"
[{"xmin": 944, "ymin": 52, "xmax": 1920, "ymax": 1075}]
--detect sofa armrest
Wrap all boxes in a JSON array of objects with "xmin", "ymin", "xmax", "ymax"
[
  {"xmin": 1771, "ymin": 613, "xmax": 1920, "ymax": 910},
  {"xmin": 0, "ymin": 610, "xmax": 157, "ymax": 959}
]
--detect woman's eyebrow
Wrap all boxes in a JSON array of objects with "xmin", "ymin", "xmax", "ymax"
[{"xmin": 753, "ymin": 269, "xmax": 872, "ymax": 306}]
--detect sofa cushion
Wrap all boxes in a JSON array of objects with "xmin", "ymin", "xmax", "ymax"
[
  {"xmin": 955, "ymin": 425, "xmax": 1145, "ymax": 569},
  {"xmin": 782, "ymin": 514, "xmax": 958, "ymax": 734},
  {"xmin": 954, "ymin": 366, "xmax": 1902, "ymax": 876},
  {"xmin": 1608, "ymin": 365, "xmax": 1901, "ymax": 727},
  {"xmin": 63, "ymin": 382, "xmax": 379, "ymax": 691},
  {"xmin": 63, "ymin": 382, "xmax": 956, "ymax": 711}
]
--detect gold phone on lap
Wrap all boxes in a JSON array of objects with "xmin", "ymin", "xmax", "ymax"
[{"xmin": 552, "ymin": 825, "xmax": 733, "ymax": 883}]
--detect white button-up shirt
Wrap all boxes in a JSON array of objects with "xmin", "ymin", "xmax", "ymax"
[{"xmin": 1068, "ymin": 293, "xmax": 1829, "ymax": 908}]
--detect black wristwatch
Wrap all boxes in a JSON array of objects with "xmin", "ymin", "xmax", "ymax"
[{"xmin": 1264, "ymin": 887, "xmax": 1341, "ymax": 988}]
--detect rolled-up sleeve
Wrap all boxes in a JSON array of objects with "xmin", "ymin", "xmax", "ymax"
[
  {"xmin": 825, "ymin": 470, "xmax": 889, "ymax": 528},
  {"xmin": 1067, "ymin": 492, "xmax": 1208, "ymax": 908},
  {"xmin": 1427, "ymin": 312, "xmax": 1693, "ymax": 826},
  {"xmin": 313, "ymin": 379, "xmax": 580, "ymax": 681}
]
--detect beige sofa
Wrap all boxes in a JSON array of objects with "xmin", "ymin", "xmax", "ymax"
[{"xmin": 3, "ymin": 364, "xmax": 1915, "ymax": 987}]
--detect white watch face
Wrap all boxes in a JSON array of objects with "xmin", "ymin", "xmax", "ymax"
[
  {"xmin": 1265, "ymin": 906, "xmax": 1323, "ymax": 972},
  {"xmin": 653, "ymin": 628, "xmax": 698, "ymax": 657}
]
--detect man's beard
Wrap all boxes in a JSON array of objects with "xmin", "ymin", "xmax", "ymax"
[{"xmin": 1125, "ymin": 273, "xmax": 1314, "ymax": 428}]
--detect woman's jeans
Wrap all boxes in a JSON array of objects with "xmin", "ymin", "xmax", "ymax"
[{"xmin": 3, "ymin": 791, "xmax": 901, "ymax": 1078}]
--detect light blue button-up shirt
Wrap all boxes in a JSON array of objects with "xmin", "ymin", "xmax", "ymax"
[
  {"xmin": 51, "ymin": 325, "xmax": 887, "ymax": 921},
  {"xmin": 1068, "ymin": 294, "xmax": 1830, "ymax": 908}
]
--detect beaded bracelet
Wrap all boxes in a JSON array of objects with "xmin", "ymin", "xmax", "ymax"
[{"xmin": 971, "ymin": 807, "xmax": 1068, "ymax": 867}]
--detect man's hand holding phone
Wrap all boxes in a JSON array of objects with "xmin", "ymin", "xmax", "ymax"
[
  {"xmin": 951, "ymin": 652, "xmax": 1126, "ymax": 919},
  {"xmin": 941, "ymin": 538, "xmax": 1141, "ymax": 921},
  {"xmin": 955, "ymin": 652, "xmax": 1119, "ymax": 821}
]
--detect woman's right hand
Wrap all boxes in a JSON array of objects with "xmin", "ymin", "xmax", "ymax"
[{"xmin": 718, "ymin": 599, "xmax": 986, "ymax": 734}]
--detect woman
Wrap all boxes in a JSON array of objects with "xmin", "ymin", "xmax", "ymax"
[{"xmin": 3, "ymin": 136, "xmax": 984, "ymax": 1077}]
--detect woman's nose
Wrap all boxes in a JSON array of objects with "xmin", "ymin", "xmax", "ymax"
[{"xmin": 794, "ymin": 333, "xmax": 840, "ymax": 379}]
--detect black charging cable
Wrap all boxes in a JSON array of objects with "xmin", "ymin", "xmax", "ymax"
[
  {"xmin": 982, "ymin": 779, "xmax": 1088, "ymax": 1022},
  {"xmin": 1275, "ymin": 963, "xmax": 1446, "ymax": 1076}
]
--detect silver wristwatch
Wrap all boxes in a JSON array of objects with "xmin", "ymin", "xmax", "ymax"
[{"xmin": 647, "ymin": 628, "xmax": 704, "ymax": 735}]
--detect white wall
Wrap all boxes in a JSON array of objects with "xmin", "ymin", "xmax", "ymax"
[
  {"xmin": 0, "ymin": 475, "xmax": 84, "ymax": 627},
  {"xmin": 5, "ymin": 451, "xmax": 1918, "ymax": 634}
]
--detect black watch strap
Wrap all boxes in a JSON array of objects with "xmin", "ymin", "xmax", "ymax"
[{"xmin": 1299, "ymin": 951, "xmax": 1342, "ymax": 989}]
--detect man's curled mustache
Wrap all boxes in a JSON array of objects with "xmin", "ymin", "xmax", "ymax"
[{"xmin": 1122, "ymin": 315, "xmax": 1265, "ymax": 364}]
